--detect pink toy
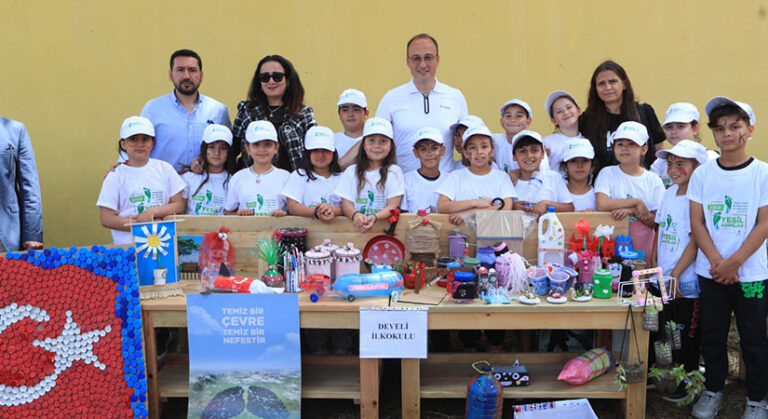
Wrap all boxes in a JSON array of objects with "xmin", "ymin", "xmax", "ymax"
[
  {"xmin": 557, "ymin": 347, "xmax": 612, "ymax": 385},
  {"xmin": 198, "ymin": 227, "xmax": 236, "ymax": 290}
]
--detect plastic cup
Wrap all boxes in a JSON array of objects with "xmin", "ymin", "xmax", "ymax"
[
  {"xmin": 529, "ymin": 268, "xmax": 549, "ymax": 296},
  {"xmin": 548, "ymin": 270, "xmax": 569, "ymax": 294}
]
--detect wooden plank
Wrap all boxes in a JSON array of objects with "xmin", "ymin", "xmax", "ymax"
[
  {"xmin": 624, "ymin": 311, "xmax": 649, "ymax": 419},
  {"xmin": 359, "ymin": 358, "xmax": 380, "ymax": 419},
  {"xmin": 401, "ymin": 359, "xmax": 420, "ymax": 419},
  {"xmin": 143, "ymin": 311, "xmax": 161, "ymax": 419},
  {"xmin": 158, "ymin": 356, "xmax": 190, "ymax": 398}
]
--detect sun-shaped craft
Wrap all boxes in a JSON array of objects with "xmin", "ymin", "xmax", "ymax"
[{"xmin": 135, "ymin": 223, "xmax": 171, "ymax": 259}]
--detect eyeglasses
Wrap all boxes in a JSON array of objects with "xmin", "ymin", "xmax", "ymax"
[
  {"xmin": 258, "ymin": 72, "xmax": 285, "ymax": 83},
  {"xmin": 408, "ymin": 54, "xmax": 436, "ymax": 64}
]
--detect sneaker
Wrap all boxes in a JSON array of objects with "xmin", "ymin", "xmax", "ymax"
[
  {"xmin": 692, "ymin": 390, "xmax": 723, "ymax": 419},
  {"xmin": 742, "ymin": 399, "xmax": 768, "ymax": 419},
  {"xmin": 661, "ymin": 383, "xmax": 688, "ymax": 403}
]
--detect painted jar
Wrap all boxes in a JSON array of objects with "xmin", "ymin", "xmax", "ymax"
[
  {"xmin": 334, "ymin": 243, "xmax": 362, "ymax": 280},
  {"xmin": 305, "ymin": 246, "xmax": 332, "ymax": 279}
]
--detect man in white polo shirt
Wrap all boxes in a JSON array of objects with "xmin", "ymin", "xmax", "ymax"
[{"xmin": 375, "ymin": 33, "xmax": 468, "ymax": 173}]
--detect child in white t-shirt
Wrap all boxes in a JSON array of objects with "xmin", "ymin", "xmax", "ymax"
[
  {"xmin": 283, "ymin": 126, "xmax": 343, "ymax": 223},
  {"xmin": 437, "ymin": 125, "xmax": 516, "ymax": 225},
  {"xmin": 97, "ymin": 116, "xmax": 186, "ymax": 244},
  {"xmin": 542, "ymin": 90, "xmax": 586, "ymax": 176},
  {"xmin": 403, "ymin": 127, "xmax": 448, "ymax": 213},
  {"xmin": 493, "ymin": 99, "xmax": 549, "ymax": 174},
  {"xmin": 182, "ymin": 124, "xmax": 236, "ymax": 215},
  {"xmin": 509, "ymin": 130, "xmax": 573, "ymax": 215},
  {"xmin": 448, "ymin": 115, "xmax": 486, "ymax": 172},
  {"xmin": 225, "ymin": 121, "xmax": 290, "ymax": 217},
  {"xmin": 651, "ymin": 102, "xmax": 718, "ymax": 188},
  {"xmin": 595, "ymin": 121, "xmax": 665, "ymax": 265},
  {"xmin": 688, "ymin": 97, "xmax": 768, "ymax": 418},
  {"xmin": 334, "ymin": 89, "xmax": 368, "ymax": 169},
  {"xmin": 560, "ymin": 138, "xmax": 597, "ymax": 211},
  {"xmin": 654, "ymin": 140, "xmax": 708, "ymax": 386},
  {"xmin": 335, "ymin": 117, "xmax": 404, "ymax": 233}
]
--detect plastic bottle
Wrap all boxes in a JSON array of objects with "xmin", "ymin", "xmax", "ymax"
[
  {"xmin": 466, "ymin": 361, "xmax": 503, "ymax": 418},
  {"xmin": 537, "ymin": 207, "xmax": 564, "ymax": 266}
]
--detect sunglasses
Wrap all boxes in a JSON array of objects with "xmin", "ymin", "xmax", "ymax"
[{"xmin": 258, "ymin": 72, "xmax": 285, "ymax": 83}]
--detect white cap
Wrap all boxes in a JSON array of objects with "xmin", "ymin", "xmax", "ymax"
[
  {"xmin": 663, "ymin": 102, "xmax": 700, "ymax": 126},
  {"xmin": 363, "ymin": 117, "xmax": 393, "ymax": 139},
  {"xmin": 120, "ymin": 116, "xmax": 154, "ymax": 139},
  {"xmin": 544, "ymin": 90, "xmax": 579, "ymax": 119},
  {"xmin": 510, "ymin": 129, "xmax": 544, "ymax": 150},
  {"xmin": 413, "ymin": 126, "xmax": 444, "ymax": 146},
  {"xmin": 705, "ymin": 96, "xmax": 756, "ymax": 125},
  {"xmin": 450, "ymin": 115, "xmax": 485, "ymax": 132},
  {"xmin": 245, "ymin": 120, "xmax": 278, "ymax": 143},
  {"xmin": 500, "ymin": 99, "xmax": 532, "ymax": 119},
  {"xmin": 305, "ymin": 126, "xmax": 335, "ymax": 151},
  {"xmin": 201, "ymin": 124, "xmax": 233, "ymax": 146},
  {"xmin": 462, "ymin": 125, "xmax": 493, "ymax": 147},
  {"xmin": 561, "ymin": 138, "xmax": 595, "ymax": 162},
  {"xmin": 737, "ymin": 101, "xmax": 756, "ymax": 126},
  {"xmin": 655, "ymin": 140, "xmax": 709, "ymax": 164},
  {"xmin": 612, "ymin": 121, "xmax": 649, "ymax": 146},
  {"xmin": 337, "ymin": 88, "xmax": 367, "ymax": 108}
]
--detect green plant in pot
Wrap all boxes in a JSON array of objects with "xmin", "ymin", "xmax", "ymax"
[{"xmin": 648, "ymin": 364, "xmax": 705, "ymax": 406}]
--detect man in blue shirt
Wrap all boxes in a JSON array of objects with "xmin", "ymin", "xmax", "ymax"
[{"xmin": 141, "ymin": 49, "xmax": 230, "ymax": 172}]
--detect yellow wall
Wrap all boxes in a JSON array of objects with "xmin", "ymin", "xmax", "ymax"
[{"xmin": 2, "ymin": 0, "xmax": 767, "ymax": 247}]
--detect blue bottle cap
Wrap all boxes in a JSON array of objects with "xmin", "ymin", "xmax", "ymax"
[
  {"xmin": 547, "ymin": 206, "xmax": 555, "ymax": 212},
  {"xmin": 454, "ymin": 271, "xmax": 475, "ymax": 281}
]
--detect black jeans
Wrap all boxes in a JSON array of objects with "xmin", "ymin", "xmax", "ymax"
[
  {"xmin": 699, "ymin": 276, "xmax": 768, "ymax": 401},
  {"xmin": 670, "ymin": 297, "xmax": 701, "ymax": 372}
]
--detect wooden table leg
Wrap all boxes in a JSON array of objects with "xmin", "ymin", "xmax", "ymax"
[
  {"xmin": 143, "ymin": 311, "xmax": 160, "ymax": 419},
  {"xmin": 624, "ymin": 310, "xmax": 649, "ymax": 419},
  {"xmin": 401, "ymin": 358, "xmax": 420, "ymax": 419},
  {"xmin": 359, "ymin": 358, "xmax": 379, "ymax": 419}
]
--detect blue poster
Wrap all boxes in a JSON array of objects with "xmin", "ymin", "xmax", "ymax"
[
  {"xmin": 131, "ymin": 220, "xmax": 179, "ymax": 286},
  {"xmin": 187, "ymin": 294, "xmax": 301, "ymax": 419}
]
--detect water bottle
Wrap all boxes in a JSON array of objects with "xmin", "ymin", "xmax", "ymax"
[
  {"xmin": 466, "ymin": 361, "xmax": 503, "ymax": 418},
  {"xmin": 537, "ymin": 207, "xmax": 564, "ymax": 266}
]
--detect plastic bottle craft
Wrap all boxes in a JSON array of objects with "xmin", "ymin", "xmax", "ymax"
[
  {"xmin": 466, "ymin": 361, "xmax": 503, "ymax": 419},
  {"xmin": 557, "ymin": 347, "xmax": 613, "ymax": 385},
  {"xmin": 538, "ymin": 207, "xmax": 564, "ymax": 266},
  {"xmin": 254, "ymin": 237, "xmax": 284, "ymax": 289},
  {"xmin": 198, "ymin": 227, "xmax": 236, "ymax": 291}
]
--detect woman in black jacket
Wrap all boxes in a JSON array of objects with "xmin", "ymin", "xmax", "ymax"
[{"xmin": 579, "ymin": 60, "xmax": 664, "ymax": 173}]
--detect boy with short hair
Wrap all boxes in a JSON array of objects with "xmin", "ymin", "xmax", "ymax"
[
  {"xmin": 403, "ymin": 127, "xmax": 448, "ymax": 213},
  {"xmin": 688, "ymin": 97, "xmax": 768, "ymax": 419},
  {"xmin": 510, "ymin": 130, "xmax": 573, "ymax": 215},
  {"xmin": 334, "ymin": 89, "xmax": 369, "ymax": 169},
  {"xmin": 494, "ymin": 99, "xmax": 548, "ymax": 173}
]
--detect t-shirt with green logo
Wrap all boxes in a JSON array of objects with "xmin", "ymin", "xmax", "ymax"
[
  {"xmin": 655, "ymin": 185, "xmax": 698, "ymax": 297},
  {"xmin": 225, "ymin": 167, "xmax": 290, "ymax": 216},
  {"xmin": 334, "ymin": 164, "xmax": 405, "ymax": 215},
  {"xmin": 181, "ymin": 171, "xmax": 229, "ymax": 215},
  {"xmin": 687, "ymin": 158, "xmax": 768, "ymax": 282}
]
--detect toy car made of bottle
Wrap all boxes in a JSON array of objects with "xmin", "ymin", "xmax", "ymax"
[
  {"xmin": 332, "ymin": 271, "xmax": 404, "ymax": 302},
  {"xmin": 300, "ymin": 274, "xmax": 332, "ymax": 302}
]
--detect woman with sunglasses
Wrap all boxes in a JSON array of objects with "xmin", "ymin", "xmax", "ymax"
[
  {"xmin": 578, "ymin": 60, "xmax": 665, "ymax": 175},
  {"xmin": 232, "ymin": 55, "xmax": 316, "ymax": 171}
]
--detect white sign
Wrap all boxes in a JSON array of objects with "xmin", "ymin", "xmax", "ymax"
[{"xmin": 359, "ymin": 307, "xmax": 427, "ymax": 359}]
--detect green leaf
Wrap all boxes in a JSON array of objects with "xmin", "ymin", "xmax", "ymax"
[
  {"xmin": 360, "ymin": 205, "xmax": 366, "ymax": 215},
  {"xmin": 724, "ymin": 195, "xmax": 732, "ymax": 213},
  {"xmin": 666, "ymin": 214, "xmax": 672, "ymax": 230},
  {"xmin": 320, "ymin": 197, "xmax": 327, "ymax": 204},
  {"xmin": 713, "ymin": 211, "xmax": 721, "ymax": 230},
  {"xmin": 367, "ymin": 190, "xmax": 375, "ymax": 204},
  {"xmin": 195, "ymin": 202, "xmax": 202, "ymax": 215},
  {"xmin": 257, "ymin": 194, "xmax": 264, "ymax": 210},
  {"xmin": 137, "ymin": 203, "xmax": 145, "ymax": 214},
  {"xmin": 206, "ymin": 189, "xmax": 213, "ymax": 204},
  {"xmin": 143, "ymin": 187, "xmax": 151, "ymax": 202}
]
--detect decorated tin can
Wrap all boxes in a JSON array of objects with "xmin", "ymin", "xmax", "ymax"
[
  {"xmin": 305, "ymin": 246, "xmax": 332, "ymax": 279},
  {"xmin": 319, "ymin": 239, "xmax": 340, "ymax": 278},
  {"xmin": 275, "ymin": 227, "xmax": 308, "ymax": 253},
  {"xmin": 334, "ymin": 243, "xmax": 362, "ymax": 280}
]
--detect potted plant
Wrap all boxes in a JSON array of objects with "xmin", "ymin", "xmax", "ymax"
[
  {"xmin": 654, "ymin": 341, "xmax": 674, "ymax": 365},
  {"xmin": 648, "ymin": 364, "xmax": 706, "ymax": 406},
  {"xmin": 665, "ymin": 321, "xmax": 682, "ymax": 350},
  {"xmin": 643, "ymin": 304, "xmax": 659, "ymax": 331}
]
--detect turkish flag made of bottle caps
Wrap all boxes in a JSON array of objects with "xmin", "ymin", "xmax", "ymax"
[{"xmin": 0, "ymin": 246, "xmax": 148, "ymax": 418}]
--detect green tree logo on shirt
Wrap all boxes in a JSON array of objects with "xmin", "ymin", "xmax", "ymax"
[
  {"xmin": 256, "ymin": 194, "xmax": 264, "ymax": 210},
  {"xmin": 206, "ymin": 190, "xmax": 213, "ymax": 205},
  {"xmin": 195, "ymin": 202, "xmax": 203, "ymax": 215},
  {"xmin": 666, "ymin": 214, "xmax": 672, "ymax": 231},
  {"xmin": 724, "ymin": 195, "xmax": 733, "ymax": 214},
  {"xmin": 367, "ymin": 190, "xmax": 375, "ymax": 205},
  {"xmin": 712, "ymin": 211, "xmax": 722, "ymax": 230},
  {"xmin": 143, "ymin": 187, "xmax": 151, "ymax": 202}
]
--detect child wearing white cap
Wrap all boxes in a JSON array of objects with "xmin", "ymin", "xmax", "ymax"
[
  {"xmin": 334, "ymin": 89, "xmax": 369, "ymax": 169},
  {"xmin": 335, "ymin": 117, "xmax": 404, "ymax": 233},
  {"xmin": 688, "ymin": 97, "xmax": 768, "ymax": 419},
  {"xmin": 560, "ymin": 138, "xmax": 597, "ymax": 211},
  {"xmin": 436, "ymin": 125, "xmax": 516, "ymax": 225},
  {"xmin": 542, "ymin": 90, "xmax": 586, "ymax": 176},
  {"xmin": 595, "ymin": 121, "xmax": 665, "ymax": 265},
  {"xmin": 403, "ymin": 127, "xmax": 448, "ymax": 213},
  {"xmin": 650, "ymin": 102, "xmax": 718, "ymax": 188},
  {"xmin": 448, "ymin": 115, "xmax": 486, "ymax": 171},
  {"xmin": 283, "ymin": 126, "xmax": 343, "ymax": 222},
  {"xmin": 509, "ymin": 130, "xmax": 573, "ymax": 215},
  {"xmin": 181, "ymin": 124, "xmax": 237, "ymax": 215},
  {"xmin": 225, "ymin": 121, "xmax": 290, "ymax": 217},
  {"xmin": 652, "ymin": 140, "xmax": 708, "ymax": 402},
  {"xmin": 97, "ymin": 116, "xmax": 186, "ymax": 244},
  {"xmin": 493, "ymin": 99, "xmax": 549, "ymax": 174}
]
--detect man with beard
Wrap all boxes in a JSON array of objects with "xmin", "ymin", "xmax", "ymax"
[{"xmin": 141, "ymin": 49, "xmax": 230, "ymax": 172}]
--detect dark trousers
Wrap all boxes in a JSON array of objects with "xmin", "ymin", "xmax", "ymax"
[
  {"xmin": 670, "ymin": 297, "xmax": 701, "ymax": 372},
  {"xmin": 699, "ymin": 277, "xmax": 768, "ymax": 401}
]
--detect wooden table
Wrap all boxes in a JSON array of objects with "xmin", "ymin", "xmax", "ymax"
[
  {"xmin": 141, "ymin": 282, "xmax": 388, "ymax": 419},
  {"xmin": 395, "ymin": 287, "xmax": 650, "ymax": 419}
]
